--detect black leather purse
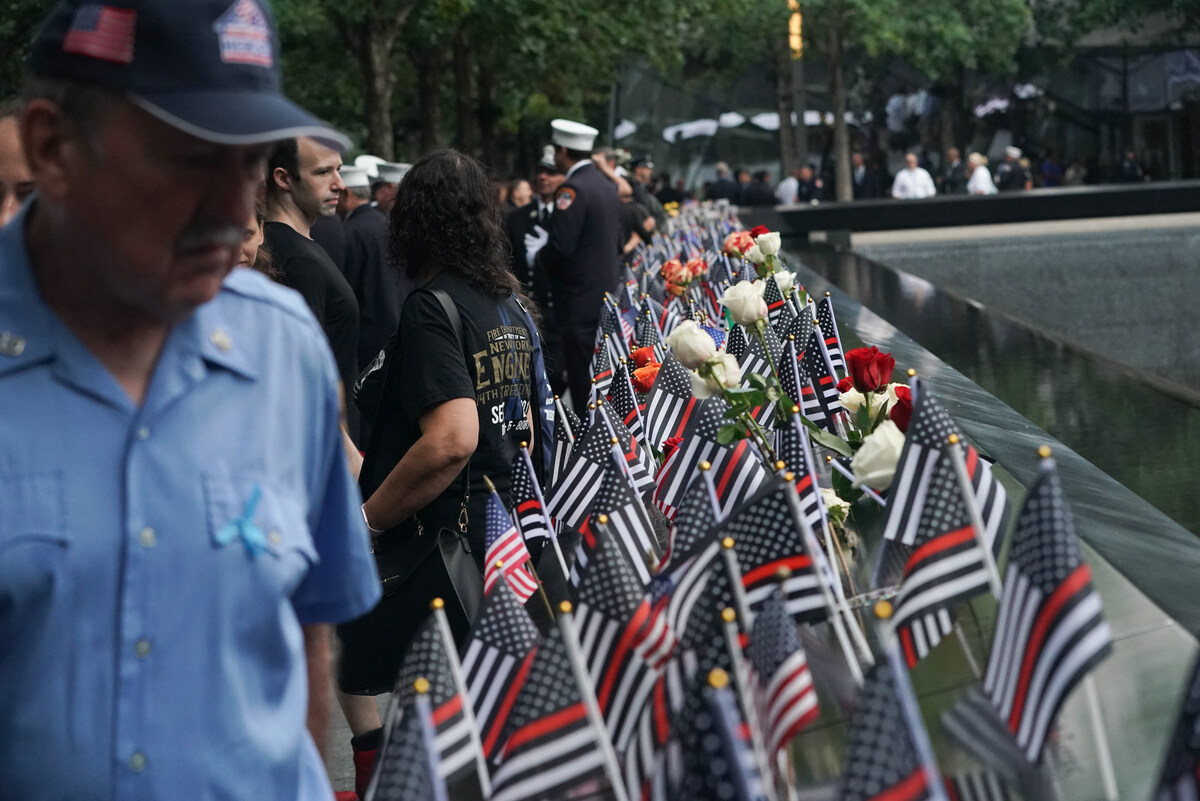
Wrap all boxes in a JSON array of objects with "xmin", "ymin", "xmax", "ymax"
[{"xmin": 371, "ymin": 288, "xmax": 484, "ymax": 625}]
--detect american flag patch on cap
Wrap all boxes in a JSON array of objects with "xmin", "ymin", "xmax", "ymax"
[{"xmin": 63, "ymin": 5, "xmax": 136, "ymax": 64}]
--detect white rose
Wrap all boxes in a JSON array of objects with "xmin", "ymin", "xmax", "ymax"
[
  {"xmin": 820, "ymin": 487, "xmax": 849, "ymax": 516},
  {"xmin": 839, "ymin": 387, "xmax": 886, "ymax": 417},
  {"xmin": 718, "ymin": 281, "xmax": 769, "ymax": 327},
  {"xmin": 691, "ymin": 353, "xmax": 742, "ymax": 398},
  {"xmin": 665, "ymin": 319, "xmax": 717, "ymax": 369},
  {"xmin": 755, "ymin": 231, "xmax": 781, "ymax": 256},
  {"xmin": 745, "ymin": 244, "xmax": 765, "ymax": 264},
  {"xmin": 850, "ymin": 419, "xmax": 905, "ymax": 491},
  {"xmin": 773, "ymin": 269, "xmax": 796, "ymax": 296}
]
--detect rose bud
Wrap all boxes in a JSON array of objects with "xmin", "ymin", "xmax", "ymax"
[
  {"xmin": 661, "ymin": 436, "xmax": 684, "ymax": 460},
  {"xmin": 836, "ymin": 376, "xmax": 855, "ymax": 393},
  {"xmin": 845, "ymin": 345, "xmax": 895, "ymax": 394},
  {"xmin": 631, "ymin": 362, "xmax": 661, "ymax": 393},
  {"xmin": 630, "ymin": 346, "xmax": 656, "ymax": 368},
  {"xmin": 889, "ymin": 385, "xmax": 913, "ymax": 432},
  {"xmin": 749, "ymin": 224, "xmax": 770, "ymax": 238}
]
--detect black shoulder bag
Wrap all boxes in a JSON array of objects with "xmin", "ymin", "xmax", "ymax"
[{"xmin": 373, "ymin": 288, "xmax": 484, "ymax": 626}]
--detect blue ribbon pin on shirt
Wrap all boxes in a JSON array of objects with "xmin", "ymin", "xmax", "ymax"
[{"xmin": 215, "ymin": 483, "xmax": 268, "ymax": 556}]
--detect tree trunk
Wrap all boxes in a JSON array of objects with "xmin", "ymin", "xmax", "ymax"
[
  {"xmin": 794, "ymin": 56, "xmax": 809, "ymax": 166},
  {"xmin": 453, "ymin": 26, "xmax": 479, "ymax": 158},
  {"xmin": 828, "ymin": 22, "xmax": 852, "ymax": 202},
  {"xmin": 935, "ymin": 81, "xmax": 957, "ymax": 155},
  {"xmin": 362, "ymin": 28, "xmax": 399, "ymax": 160},
  {"xmin": 774, "ymin": 33, "xmax": 797, "ymax": 177},
  {"xmin": 414, "ymin": 48, "xmax": 444, "ymax": 154},
  {"xmin": 475, "ymin": 61, "xmax": 500, "ymax": 171}
]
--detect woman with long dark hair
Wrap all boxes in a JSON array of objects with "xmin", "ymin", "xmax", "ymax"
[{"xmin": 335, "ymin": 149, "xmax": 548, "ymax": 794}]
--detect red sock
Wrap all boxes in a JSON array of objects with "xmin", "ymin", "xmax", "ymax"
[{"xmin": 350, "ymin": 728, "xmax": 382, "ymax": 800}]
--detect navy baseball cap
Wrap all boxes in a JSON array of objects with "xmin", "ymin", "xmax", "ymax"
[{"xmin": 28, "ymin": 0, "xmax": 350, "ymax": 151}]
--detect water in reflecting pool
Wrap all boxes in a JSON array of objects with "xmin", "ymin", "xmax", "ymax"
[{"xmin": 794, "ymin": 244, "xmax": 1200, "ymax": 536}]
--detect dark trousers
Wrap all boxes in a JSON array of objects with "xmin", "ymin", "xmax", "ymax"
[{"xmin": 561, "ymin": 327, "xmax": 595, "ymax": 417}]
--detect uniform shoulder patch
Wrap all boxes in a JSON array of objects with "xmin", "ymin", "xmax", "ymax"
[{"xmin": 555, "ymin": 187, "xmax": 576, "ymax": 211}]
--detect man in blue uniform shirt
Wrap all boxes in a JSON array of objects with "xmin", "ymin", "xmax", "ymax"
[
  {"xmin": 0, "ymin": 1, "xmax": 380, "ymax": 799},
  {"xmin": 531, "ymin": 119, "xmax": 622, "ymax": 414}
]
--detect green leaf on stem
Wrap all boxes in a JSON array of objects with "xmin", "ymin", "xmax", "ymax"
[
  {"xmin": 724, "ymin": 387, "xmax": 766, "ymax": 407},
  {"xmin": 808, "ymin": 427, "xmax": 855, "ymax": 458},
  {"xmin": 746, "ymin": 372, "xmax": 770, "ymax": 391},
  {"xmin": 717, "ymin": 423, "xmax": 748, "ymax": 445},
  {"xmin": 831, "ymin": 466, "xmax": 864, "ymax": 504},
  {"xmin": 873, "ymin": 393, "xmax": 892, "ymax": 429}
]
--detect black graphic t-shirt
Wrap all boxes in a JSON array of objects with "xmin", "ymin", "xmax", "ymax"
[{"xmin": 361, "ymin": 271, "xmax": 534, "ymax": 553}]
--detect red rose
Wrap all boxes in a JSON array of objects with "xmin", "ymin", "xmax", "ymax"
[
  {"xmin": 889, "ymin": 385, "xmax": 913, "ymax": 432},
  {"xmin": 845, "ymin": 346, "xmax": 895, "ymax": 393},
  {"xmin": 749, "ymin": 225, "xmax": 770, "ymax": 238},
  {"xmin": 630, "ymin": 346, "xmax": 656, "ymax": 368},
  {"xmin": 836, "ymin": 376, "xmax": 854, "ymax": 393},
  {"xmin": 661, "ymin": 436, "xmax": 684, "ymax": 460},
  {"xmin": 684, "ymin": 258, "xmax": 708, "ymax": 280},
  {"xmin": 631, "ymin": 362, "xmax": 662, "ymax": 393}
]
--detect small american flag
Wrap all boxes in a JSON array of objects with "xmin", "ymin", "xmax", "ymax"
[
  {"xmin": 674, "ymin": 674, "xmax": 772, "ymax": 801},
  {"xmin": 489, "ymin": 625, "xmax": 609, "ymax": 801},
  {"xmin": 571, "ymin": 449, "xmax": 659, "ymax": 588},
  {"xmin": 606, "ymin": 364, "xmax": 646, "ymax": 444},
  {"xmin": 387, "ymin": 619, "xmax": 479, "ymax": 786},
  {"xmin": 366, "ymin": 692, "xmax": 448, "ymax": 801},
  {"xmin": 747, "ymin": 587, "xmax": 819, "ymax": 760},
  {"xmin": 798, "ymin": 321, "xmax": 844, "ymax": 434},
  {"xmin": 840, "ymin": 661, "xmax": 934, "ymax": 801},
  {"xmin": 63, "ymin": 5, "xmax": 136, "ymax": 64},
  {"xmin": 890, "ymin": 450, "xmax": 995, "ymax": 668},
  {"xmin": 776, "ymin": 408, "xmax": 827, "ymax": 536},
  {"xmin": 713, "ymin": 480, "xmax": 827, "ymax": 623},
  {"xmin": 642, "ymin": 353, "xmax": 696, "ymax": 452},
  {"xmin": 815, "ymin": 294, "xmax": 846, "ymax": 378},
  {"xmin": 591, "ymin": 335, "xmax": 615, "ymax": 397},
  {"xmin": 978, "ymin": 457, "xmax": 1111, "ymax": 763},
  {"xmin": 459, "ymin": 577, "xmax": 540, "ymax": 759},
  {"xmin": 508, "ymin": 449, "xmax": 550, "ymax": 551},
  {"xmin": 762, "ymin": 274, "xmax": 789, "ymax": 331},
  {"xmin": 879, "ymin": 379, "xmax": 1007, "ymax": 549},
  {"xmin": 725, "ymin": 324, "xmax": 749, "ymax": 361},
  {"xmin": 652, "ymin": 397, "xmax": 731, "ymax": 516},
  {"xmin": 575, "ymin": 525, "xmax": 665, "ymax": 750},
  {"xmin": 483, "ymin": 490, "xmax": 538, "ymax": 603}
]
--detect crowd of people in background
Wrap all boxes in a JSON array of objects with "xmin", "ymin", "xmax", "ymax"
[{"xmin": 491, "ymin": 142, "xmax": 1157, "ymax": 209}]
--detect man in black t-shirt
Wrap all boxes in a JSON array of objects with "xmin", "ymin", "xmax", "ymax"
[{"xmin": 265, "ymin": 136, "xmax": 362, "ymax": 442}]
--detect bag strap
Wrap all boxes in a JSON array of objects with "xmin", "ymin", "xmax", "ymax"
[{"xmin": 428, "ymin": 287, "xmax": 472, "ymax": 529}]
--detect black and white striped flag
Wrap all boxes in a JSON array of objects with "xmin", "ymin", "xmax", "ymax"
[{"xmin": 642, "ymin": 352, "xmax": 697, "ymax": 452}]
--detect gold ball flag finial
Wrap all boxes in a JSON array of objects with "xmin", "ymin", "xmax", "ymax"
[
  {"xmin": 791, "ymin": 404, "xmax": 800, "ymax": 414},
  {"xmin": 588, "ymin": 402, "xmax": 596, "ymax": 410},
  {"xmin": 784, "ymin": 471, "xmax": 795, "ymax": 482},
  {"xmin": 559, "ymin": 600, "xmax": 573, "ymax": 614},
  {"xmin": 610, "ymin": 437, "xmax": 619, "ymax": 445},
  {"xmin": 776, "ymin": 566, "xmax": 793, "ymax": 581},
  {"xmin": 721, "ymin": 536, "xmax": 735, "ymax": 550},
  {"xmin": 907, "ymin": 368, "xmax": 916, "ymax": 377},
  {"xmin": 720, "ymin": 607, "xmax": 737, "ymax": 623},
  {"xmin": 431, "ymin": 597, "xmax": 445, "ymax": 610},
  {"xmin": 598, "ymin": 514, "xmax": 610, "ymax": 525},
  {"xmin": 1038, "ymin": 444, "xmax": 1053, "ymax": 459},
  {"xmin": 708, "ymin": 668, "xmax": 730, "ymax": 689},
  {"xmin": 520, "ymin": 441, "xmax": 528, "ymax": 449},
  {"xmin": 947, "ymin": 433, "xmax": 960, "ymax": 446},
  {"xmin": 494, "ymin": 559, "xmax": 504, "ymax": 570},
  {"xmin": 554, "ymin": 394, "xmax": 560, "ymax": 400},
  {"xmin": 699, "ymin": 461, "xmax": 712, "ymax": 471},
  {"xmin": 413, "ymin": 677, "xmax": 431, "ymax": 694},
  {"xmin": 825, "ymin": 455, "xmax": 833, "ymax": 463},
  {"xmin": 596, "ymin": 398, "xmax": 604, "ymax": 406},
  {"xmin": 825, "ymin": 291, "xmax": 831, "ymax": 297},
  {"xmin": 775, "ymin": 460, "xmax": 786, "ymax": 470},
  {"xmin": 874, "ymin": 599, "xmax": 894, "ymax": 620}
]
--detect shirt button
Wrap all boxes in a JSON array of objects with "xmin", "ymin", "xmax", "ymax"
[
  {"xmin": 138, "ymin": 527, "xmax": 156, "ymax": 548},
  {"xmin": 129, "ymin": 751, "xmax": 147, "ymax": 772},
  {"xmin": 268, "ymin": 530, "xmax": 283, "ymax": 546},
  {"xmin": 135, "ymin": 639, "xmax": 151, "ymax": 659},
  {"xmin": 136, "ymin": 426, "xmax": 150, "ymax": 440}
]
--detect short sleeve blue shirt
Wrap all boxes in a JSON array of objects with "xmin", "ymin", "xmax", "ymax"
[{"xmin": 0, "ymin": 205, "xmax": 381, "ymax": 800}]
